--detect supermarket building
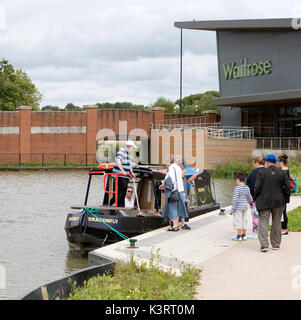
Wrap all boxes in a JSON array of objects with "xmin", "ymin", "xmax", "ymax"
[{"xmin": 175, "ymin": 18, "xmax": 301, "ymax": 149}]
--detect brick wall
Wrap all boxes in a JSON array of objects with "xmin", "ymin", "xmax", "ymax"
[
  {"xmin": 0, "ymin": 106, "xmax": 166, "ymax": 164},
  {"xmin": 0, "ymin": 106, "xmax": 220, "ymax": 165}
]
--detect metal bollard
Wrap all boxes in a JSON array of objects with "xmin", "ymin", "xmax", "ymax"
[{"xmin": 129, "ymin": 239, "xmax": 137, "ymax": 249}]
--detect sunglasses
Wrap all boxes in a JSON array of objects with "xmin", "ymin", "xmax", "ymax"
[{"xmin": 127, "ymin": 190, "xmax": 133, "ymax": 193}]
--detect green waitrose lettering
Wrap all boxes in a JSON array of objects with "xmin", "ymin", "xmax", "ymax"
[{"xmin": 223, "ymin": 58, "xmax": 272, "ymax": 80}]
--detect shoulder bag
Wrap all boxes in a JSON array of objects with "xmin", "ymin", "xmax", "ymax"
[{"xmin": 168, "ymin": 167, "xmax": 180, "ymax": 203}]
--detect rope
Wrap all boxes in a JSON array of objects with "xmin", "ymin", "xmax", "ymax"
[{"xmin": 82, "ymin": 207, "xmax": 130, "ymax": 242}]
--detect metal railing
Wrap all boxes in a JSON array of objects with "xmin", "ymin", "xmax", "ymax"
[
  {"xmin": 256, "ymin": 137, "xmax": 301, "ymax": 150},
  {"xmin": 152, "ymin": 122, "xmax": 220, "ymax": 130},
  {"xmin": 152, "ymin": 123, "xmax": 254, "ymax": 140},
  {"xmin": 0, "ymin": 153, "xmax": 98, "ymax": 166},
  {"xmin": 207, "ymin": 126, "xmax": 254, "ymax": 139},
  {"xmin": 156, "ymin": 115, "xmax": 207, "ymax": 125}
]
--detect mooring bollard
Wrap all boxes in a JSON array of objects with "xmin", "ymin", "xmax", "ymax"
[
  {"xmin": 219, "ymin": 208, "xmax": 225, "ymax": 215},
  {"xmin": 129, "ymin": 239, "xmax": 137, "ymax": 249}
]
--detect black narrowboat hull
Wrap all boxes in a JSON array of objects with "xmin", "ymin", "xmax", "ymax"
[{"xmin": 65, "ymin": 203, "xmax": 220, "ymax": 257}]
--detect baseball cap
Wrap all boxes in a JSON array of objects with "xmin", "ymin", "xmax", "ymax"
[
  {"xmin": 125, "ymin": 140, "xmax": 137, "ymax": 149},
  {"xmin": 262, "ymin": 154, "xmax": 279, "ymax": 163}
]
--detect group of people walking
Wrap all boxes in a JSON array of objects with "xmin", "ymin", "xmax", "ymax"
[{"xmin": 231, "ymin": 154, "xmax": 292, "ymax": 252}]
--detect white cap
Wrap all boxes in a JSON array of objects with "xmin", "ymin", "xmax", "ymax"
[{"xmin": 125, "ymin": 140, "xmax": 137, "ymax": 149}]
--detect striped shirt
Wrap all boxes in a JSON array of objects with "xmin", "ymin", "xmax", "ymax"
[
  {"xmin": 231, "ymin": 184, "xmax": 253, "ymax": 212},
  {"xmin": 113, "ymin": 147, "xmax": 131, "ymax": 179}
]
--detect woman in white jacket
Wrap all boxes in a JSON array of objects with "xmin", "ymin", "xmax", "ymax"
[{"xmin": 160, "ymin": 155, "xmax": 189, "ymax": 231}]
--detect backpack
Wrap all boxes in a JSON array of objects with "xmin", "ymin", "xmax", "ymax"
[{"xmin": 290, "ymin": 176, "xmax": 298, "ymax": 194}]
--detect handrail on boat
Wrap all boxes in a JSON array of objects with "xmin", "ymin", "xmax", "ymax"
[{"xmin": 103, "ymin": 172, "xmax": 133, "ymax": 208}]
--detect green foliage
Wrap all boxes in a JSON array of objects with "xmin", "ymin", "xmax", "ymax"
[
  {"xmin": 64, "ymin": 102, "xmax": 83, "ymax": 111},
  {"xmin": 176, "ymin": 90, "xmax": 220, "ymax": 115},
  {"xmin": 212, "ymin": 158, "xmax": 301, "ymax": 192},
  {"xmin": 288, "ymin": 159, "xmax": 301, "ymax": 180},
  {"xmin": 41, "ymin": 105, "xmax": 61, "ymax": 111},
  {"xmin": 97, "ymin": 101, "xmax": 145, "ymax": 110},
  {"xmin": 151, "ymin": 97, "xmax": 175, "ymax": 113},
  {"xmin": 287, "ymin": 206, "xmax": 301, "ymax": 231},
  {"xmin": 65, "ymin": 252, "xmax": 201, "ymax": 300},
  {"xmin": 212, "ymin": 159, "xmax": 254, "ymax": 179},
  {"xmin": 0, "ymin": 59, "xmax": 42, "ymax": 110}
]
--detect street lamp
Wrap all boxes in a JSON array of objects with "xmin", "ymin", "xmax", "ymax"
[{"xmin": 194, "ymin": 105, "xmax": 198, "ymax": 115}]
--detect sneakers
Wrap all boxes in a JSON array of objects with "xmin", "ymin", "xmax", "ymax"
[
  {"xmin": 241, "ymin": 235, "xmax": 247, "ymax": 241},
  {"xmin": 232, "ymin": 236, "xmax": 242, "ymax": 241},
  {"xmin": 272, "ymin": 246, "xmax": 280, "ymax": 250},
  {"xmin": 259, "ymin": 247, "xmax": 268, "ymax": 252}
]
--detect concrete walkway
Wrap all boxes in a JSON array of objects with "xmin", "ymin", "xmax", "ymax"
[
  {"xmin": 196, "ymin": 232, "xmax": 301, "ymax": 300},
  {"xmin": 89, "ymin": 196, "xmax": 301, "ymax": 299}
]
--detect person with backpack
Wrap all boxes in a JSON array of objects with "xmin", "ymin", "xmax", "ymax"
[
  {"xmin": 254, "ymin": 154, "xmax": 291, "ymax": 252},
  {"xmin": 277, "ymin": 154, "xmax": 291, "ymax": 235}
]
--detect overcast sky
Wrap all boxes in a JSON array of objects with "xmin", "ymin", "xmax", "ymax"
[{"xmin": 1, "ymin": 0, "xmax": 301, "ymax": 108}]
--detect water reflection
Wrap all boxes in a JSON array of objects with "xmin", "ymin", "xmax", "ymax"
[{"xmin": 0, "ymin": 170, "xmax": 234, "ymax": 300}]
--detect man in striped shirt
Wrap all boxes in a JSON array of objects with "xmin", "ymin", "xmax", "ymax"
[
  {"xmin": 230, "ymin": 173, "xmax": 253, "ymax": 241},
  {"xmin": 110, "ymin": 140, "xmax": 136, "ymax": 207}
]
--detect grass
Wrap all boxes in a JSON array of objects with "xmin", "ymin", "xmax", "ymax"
[
  {"xmin": 64, "ymin": 252, "xmax": 201, "ymax": 300},
  {"xmin": 287, "ymin": 206, "xmax": 301, "ymax": 232},
  {"xmin": 212, "ymin": 159, "xmax": 254, "ymax": 179}
]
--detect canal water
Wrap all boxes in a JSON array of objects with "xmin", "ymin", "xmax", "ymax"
[{"xmin": 0, "ymin": 170, "xmax": 235, "ymax": 300}]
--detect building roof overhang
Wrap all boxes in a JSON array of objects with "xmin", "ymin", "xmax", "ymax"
[
  {"xmin": 174, "ymin": 18, "xmax": 296, "ymax": 31},
  {"xmin": 212, "ymin": 89, "xmax": 301, "ymax": 107}
]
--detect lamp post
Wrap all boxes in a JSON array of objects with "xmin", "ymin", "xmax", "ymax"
[
  {"xmin": 179, "ymin": 28, "xmax": 183, "ymax": 115},
  {"xmin": 194, "ymin": 105, "xmax": 198, "ymax": 115}
]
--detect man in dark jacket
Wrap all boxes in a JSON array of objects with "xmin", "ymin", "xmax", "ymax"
[{"xmin": 254, "ymin": 154, "xmax": 291, "ymax": 252}]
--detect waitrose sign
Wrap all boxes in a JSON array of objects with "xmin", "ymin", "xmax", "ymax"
[{"xmin": 223, "ymin": 58, "xmax": 272, "ymax": 80}]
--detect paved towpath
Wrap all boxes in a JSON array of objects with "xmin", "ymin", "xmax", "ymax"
[
  {"xmin": 89, "ymin": 196, "xmax": 301, "ymax": 299},
  {"xmin": 196, "ymin": 231, "xmax": 301, "ymax": 300},
  {"xmin": 196, "ymin": 196, "xmax": 301, "ymax": 300}
]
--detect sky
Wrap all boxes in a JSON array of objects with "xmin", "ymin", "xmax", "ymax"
[{"xmin": 1, "ymin": 0, "xmax": 301, "ymax": 108}]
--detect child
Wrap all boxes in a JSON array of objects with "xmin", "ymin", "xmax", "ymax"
[{"xmin": 230, "ymin": 173, "xmax": 253, "ymax": 241}]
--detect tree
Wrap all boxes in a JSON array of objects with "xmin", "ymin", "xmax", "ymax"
[
  {"xmin": 151, "ymin": 97, "xmax": 175, "ymax": 113},
  {"xmin": 64, "ymin": 103, "xmax": 82, "ymax": 111},
  {"xmin": 96, "ymin": 102, "xmax": 145, "ymax": 110},
  {"xmin": 0, "ymin": 59, "xmax": 42, "ymax": 110},
  {"xmin": 175, "ymin": 90, "xmax": 220, "ymax": 115},
  {"xmin": 41, "ymin": 105, "xmax": 61, "ymax": 111}
]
